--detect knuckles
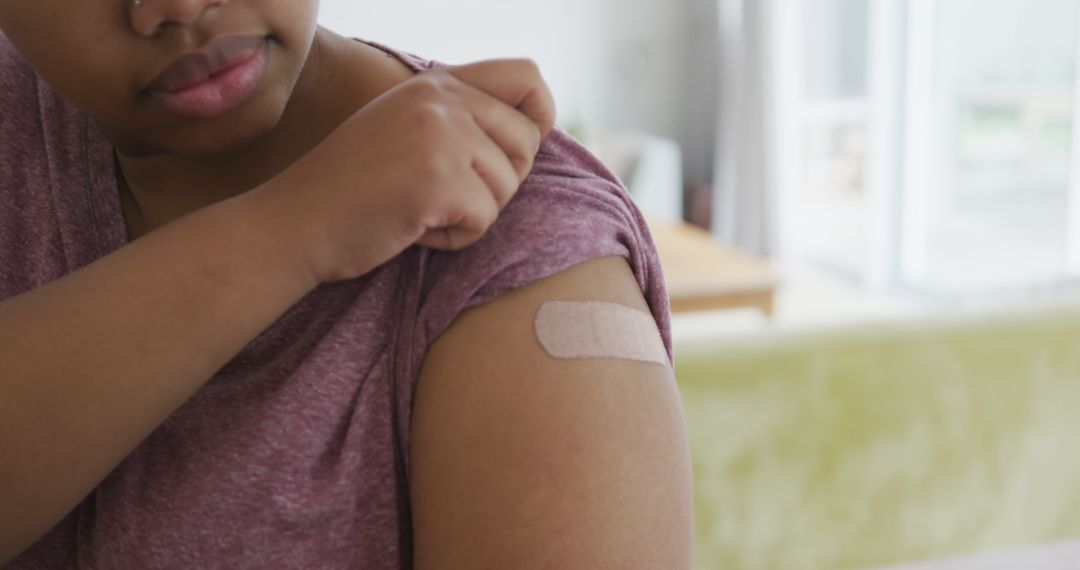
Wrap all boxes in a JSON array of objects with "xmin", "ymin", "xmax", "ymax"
[
  {"xmin": 388, "ymin": 61, "xmax": 547, "ymax": 249},
  {"xmin": 511, "ymin": 57, "xmax": 541, "ymax": 78},
  {"xmin": 404, "ymin": 72, "xmax": 460, "ymax": 107},
  {"xmin": 412, "ymin": 101, "xmax": 455, "ymax": 135}
]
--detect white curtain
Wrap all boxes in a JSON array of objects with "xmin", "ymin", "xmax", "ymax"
[
  {"xmin": 710, "ymin": 0, "xmax": 782, "ymax": 257},
  {"xmin": 682, "ymin": 0, "xmax": 721, "ymax": 214}
]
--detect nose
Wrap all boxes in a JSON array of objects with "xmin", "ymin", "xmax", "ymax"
[{"xmin": 130, "ymin": 0, "xmax": 229, "ymax": 37}]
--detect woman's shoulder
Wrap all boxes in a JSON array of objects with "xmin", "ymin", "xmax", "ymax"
[
  {"xmin": 502, "ymin": 126, "xmax": 642, "ymax": 254},
  {"xmin": 0, "ymin": 32, "xmax": 52, "ymax": 183},
  {"xmin": 0, "ymin": 31, "xmax": 94, "ymax": 162},
  {"xmin": 1, "ymin": 31, "xmax": 24, "ymax": 70},
  {"xmin": 414, "ymin": 121, "xmax": 663, "ymax": 334},
  {"xmin": 353, "ymin": 37, "xmax": 438, "ymax": 75},
  {"xmin": 0, "ymin": 32, "xmax": 40, "ymax": 110},
  {"xmin": 356, "ymin": 38, "xmax": 626, "ymax": 192},
  {"xmin": 355, "ymin": 38, "xmax": 643, "ymax": 271}
]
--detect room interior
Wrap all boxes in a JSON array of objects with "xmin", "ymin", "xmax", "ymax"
[{"xmin": 322, "ymin": 0, "xmax": 1080, "ymax": 567}]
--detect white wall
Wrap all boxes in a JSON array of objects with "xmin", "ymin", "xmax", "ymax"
[{"xmin": 317, "ymin": 0, "xmax": 694, "ymax": 149}]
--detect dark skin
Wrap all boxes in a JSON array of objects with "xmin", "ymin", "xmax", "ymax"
[
  {"xmin": 1, "ymin": 3, "xmax": 695, "ymax": 566},
  {"xmin": 0, "ymin": 0, "xmax": 416, "ymax": 240}
]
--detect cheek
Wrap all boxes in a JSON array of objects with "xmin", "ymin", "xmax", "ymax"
[
  {"xmin": 250, "ymin": 0, "xmax": 319, "ymax": 97},
  {"xmin": 258, "ymin": 0, "xmax": 320, "ymax": 48}
]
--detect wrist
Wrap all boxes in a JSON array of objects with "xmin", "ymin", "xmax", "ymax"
[{"xmin": 229, "ymin": 180, "xmax": 323, "ymax": 293}]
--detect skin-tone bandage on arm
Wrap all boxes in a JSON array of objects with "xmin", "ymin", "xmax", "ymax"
[{"xmin": 533, "ymin": 301, "xmax": 668, "ymax": 366}]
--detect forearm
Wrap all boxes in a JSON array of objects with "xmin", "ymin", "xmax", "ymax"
[{"xmin": 0, "ymin": 184, "xmax": 317, "ymax": 563}]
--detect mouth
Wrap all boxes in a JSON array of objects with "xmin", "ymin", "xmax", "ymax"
[{"xmin": 144, "ymin": 35, "xmax": 271, "ymax": 120}]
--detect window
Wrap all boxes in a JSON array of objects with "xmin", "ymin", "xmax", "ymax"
[{"xmin": 777, "ymin": 0, "xmax": 1080, "ymax": 297}]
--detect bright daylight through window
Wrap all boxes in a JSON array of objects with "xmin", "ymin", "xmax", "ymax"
[{"xmin": 778, "ymin": 0, "xmax": 1080, "ymax": 299}]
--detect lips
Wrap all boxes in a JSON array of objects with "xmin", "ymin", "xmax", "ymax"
[
  {"xmin": 142, "ymin": 34, "xmax": 271, "ymax": 120},
  {"xmin": 148, "ymin": 34, "xmax": 268, "ymax": 94}
]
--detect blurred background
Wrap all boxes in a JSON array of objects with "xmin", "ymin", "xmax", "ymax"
[
  {"xmin": 323, "ymin": 1, "xmax": 1080, "ymax": 569},
  {"xmin": 320, "ymin": 0, "xmax": 1080, "ymax": 331}
]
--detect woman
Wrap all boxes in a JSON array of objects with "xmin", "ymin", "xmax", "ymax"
[{"xmin": 0, "ymin": 0, "xmax": 693, "ymax": 567}]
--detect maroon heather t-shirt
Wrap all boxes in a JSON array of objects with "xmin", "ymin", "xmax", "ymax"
[{"xmin": 0, "ymin": 35, "xmax": 672, "ymax": 569}]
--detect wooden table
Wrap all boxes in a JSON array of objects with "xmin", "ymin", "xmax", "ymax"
[{"xmin": 645, "ymin": 218, "xmax": 779, "ymax": 316}]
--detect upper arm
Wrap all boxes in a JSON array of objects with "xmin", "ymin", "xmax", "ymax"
[{"xmin": 410, "ymin": 255, "xmax": 694, "ymax": 570}]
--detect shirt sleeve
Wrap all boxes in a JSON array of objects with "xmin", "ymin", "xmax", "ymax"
[{"xmin": 411, "ymin": 127, "xmax": 673, "ymax": 365}]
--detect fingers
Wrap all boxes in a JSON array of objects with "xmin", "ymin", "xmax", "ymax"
[
  {"xmin": 416, "ymin": 117, "xmax": 517, "ymax": 250},
  {"xmin": 410, "ymin": 58, "xmax": 556, "ymax": 252},
  {"xmin": 466, "ymin": 115, "xmax": 522, "ymax": 208},
  {"xmin": 415, "ymin": 167, "xmax": 501, "ymax": 250},
  {"xmin": 450, "ymin": 77, "xmax": 543, "ymax": 182},
  {"xmin": 445, "ymin": 59, "xmax": 558, "ymax": 140}
]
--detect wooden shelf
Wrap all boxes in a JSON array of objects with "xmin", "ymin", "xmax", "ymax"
[{"xmin": 646, "ymin": 218, "xmax": 780, "ymax": 316}]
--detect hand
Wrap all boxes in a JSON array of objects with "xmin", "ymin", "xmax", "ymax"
[{"xmin": 258, "ymin": 58, "xmax": 557, "ymax": 284}]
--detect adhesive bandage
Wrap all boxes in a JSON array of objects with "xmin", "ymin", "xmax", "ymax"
[{"xmin": 533, "ymin": 300, "xmax": 667, "ymax": 365}]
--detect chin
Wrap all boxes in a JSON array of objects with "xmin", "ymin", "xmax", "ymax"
[
  {"xmin": 120, "ymin": 94, "xmax": 288, "ymax": 158},
  {"xmin": 179, "ymin": 122, "xmax": 279, "ymax": 157}
]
